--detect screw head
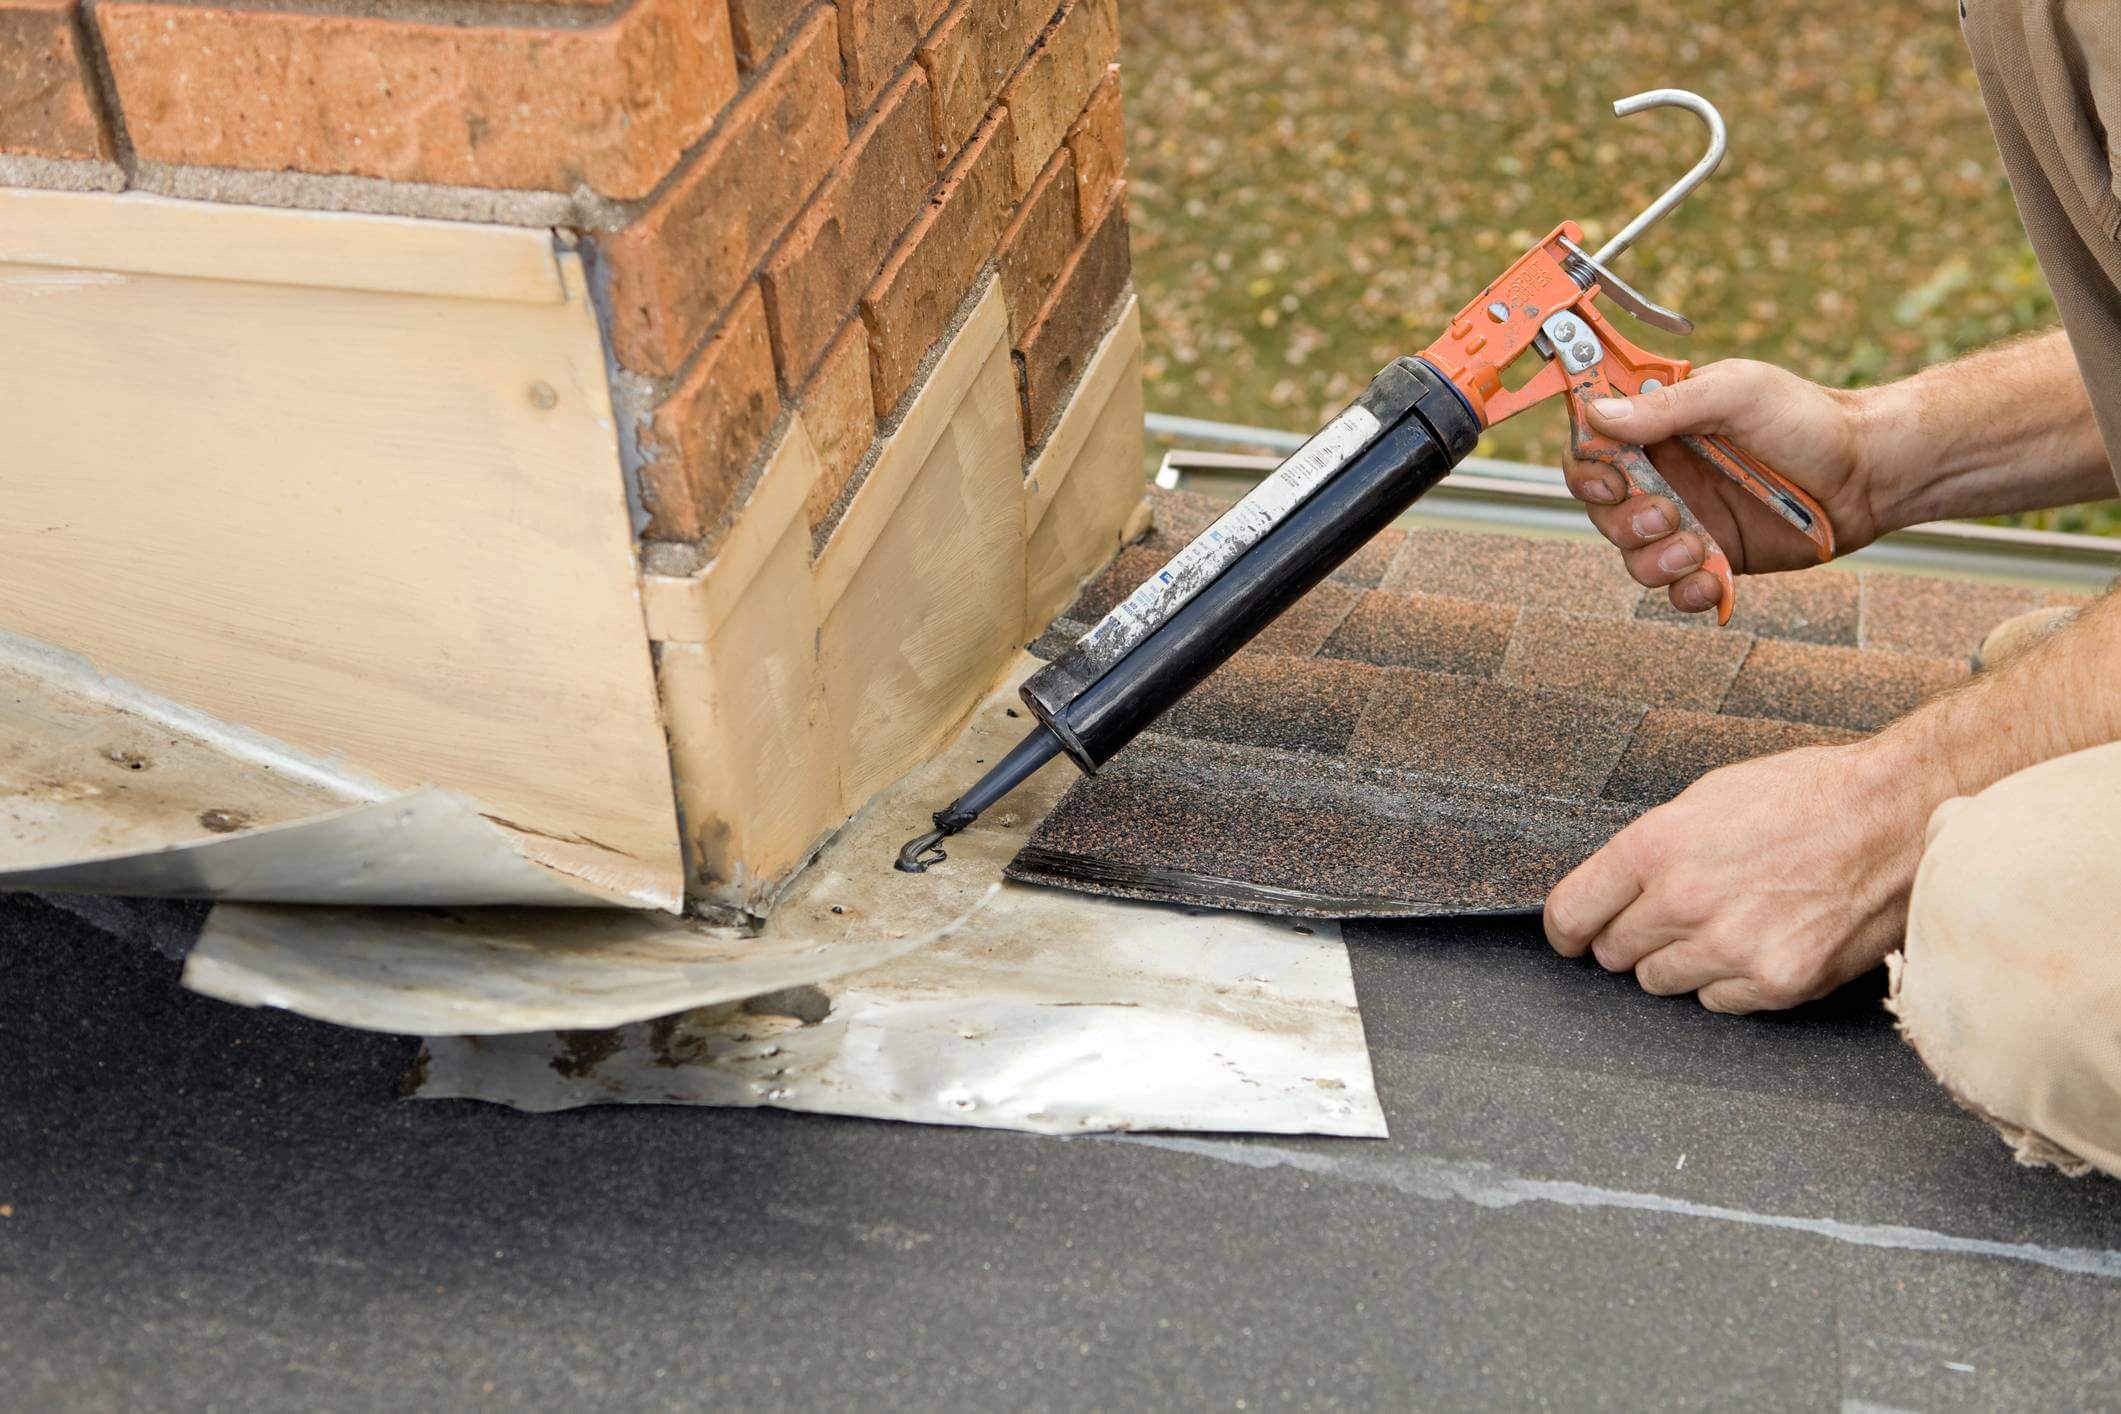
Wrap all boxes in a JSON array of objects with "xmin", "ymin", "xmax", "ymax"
[
  {"xmin": 1639, "ymin": 377, "xmax": 1664, "ymax": 392},
  {"xmin": 1573, "ymin": 342, "xmax": 1597, "ymax": 364},
  {"xmin": 1554, "ymin": 320, "xmax": 1578, "ymax": 342},
  {"xmin": 1487, "ymin": 302, "xmax": 1510, "ymax": 323},
  {"xmin": 528, "ymin": 380, "xmax": 558, "ymax": 410}
]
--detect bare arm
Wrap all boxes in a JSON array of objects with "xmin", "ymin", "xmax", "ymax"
[
  {"xmin": 1856, "ymin": 329, "xmax": 2114, "ymax": 529},
  {"xmin": 1875, "ymin": 580, "xmax": 2121, "ymax": 803}
]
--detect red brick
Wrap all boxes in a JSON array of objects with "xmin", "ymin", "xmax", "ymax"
[
  {"xmin": 915, "ymin": 0, "xmax": 1050, "ymax": 161},
  {"xmin": 98, "ymin": 0, "xmax": 735, "ymax": 200},
  {"xmin": 836, "ymin": 0, "xmax": 936, "ymax": 118},
  {"xmin": 759, "ymin": 66, "xmax": 935, "ymax": 388},
  {"xmin": 640, "ymin": 286, "xmax": 782, "ymax": 543},
  {"xmin": 859, "ymin": 109, "xmax": 1018, "ymax": 415},
  {"xmin": 0, "ymin": 0, "xmax": 109, "ymax": 160},
  {"xmin": 1065, "ymin": 64, "xmax": 1124, "ymax": 227},
  {"xmin": 1014, "ymin": 184, "xmax": 1130, "ymax": 447},
  {"xmin": 999, "ymin": 0, "xmax": 1118, "ymax": 196},
  {"xmin": 726, "ymin": 0, "xmax": 807, "ymax": 68},
  {"xmin": 802, "ymin": 319, "xmax": 877, "ymax": 533},
  {"xmin": 996, "ymin": 146, "xmax": 1077, "ymax": 343},
  {"xmin": 601, "ymin": 9, "xmax": 846, "ymax": 380}
]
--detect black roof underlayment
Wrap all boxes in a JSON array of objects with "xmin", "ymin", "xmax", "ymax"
[{"xmin": 1008, "ymin": 491, "xmax": 2088, "ymax": 917}]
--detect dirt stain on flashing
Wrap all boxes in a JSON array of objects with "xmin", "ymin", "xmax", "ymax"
[
  {"xmin": 549, "ymin": 1028, "xmax": 624, "ymax": 1078},
  {"xmin": 742, "ymin": 984, "xmax": 833, "ymax": 1026},
  {"xmin": 399, "ymin": 1047, "xmax": 432, "ymax": 1097}
]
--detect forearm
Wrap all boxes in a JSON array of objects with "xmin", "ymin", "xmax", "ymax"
[
  {"xmin": 1865, "ymin": 587, "xmax": 2121, "ymax": 809},
  {"xmin": 1853, "ymin": 330, "xmax": 2113, "ymax": 530}
]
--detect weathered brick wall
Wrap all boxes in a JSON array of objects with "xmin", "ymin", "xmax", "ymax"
[{"xmin": 1, "ymin": 0, "xmax": 1137, "ymax": 553}]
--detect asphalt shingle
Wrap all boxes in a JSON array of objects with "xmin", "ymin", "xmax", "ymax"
[{"xmin": 1020, "ymin": 497, "xmax": 2046, "ymax": 917}]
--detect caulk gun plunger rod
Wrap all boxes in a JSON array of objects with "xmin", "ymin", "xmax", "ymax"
[
  {"xmin": 1590, "ymin": 89, "xmax": 1725, "ymax": 268},
  {"xmin": 894, "ymin": 724, "xmax": 1062, "ymax": 873}
]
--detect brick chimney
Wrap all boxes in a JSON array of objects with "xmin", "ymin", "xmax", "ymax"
[{"xmin": 2, "ymin": 0, "xmax": 1148, "ymax": 915}]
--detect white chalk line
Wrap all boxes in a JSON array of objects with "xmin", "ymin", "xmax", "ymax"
[{"xmin": 1118, "ymin": 1135, "xmax": 2121, "ymax": 1280}]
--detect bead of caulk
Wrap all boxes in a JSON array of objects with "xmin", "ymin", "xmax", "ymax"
[{"xmin": 896, "ymin": 826, "xmax": 952, "ymax": 874}]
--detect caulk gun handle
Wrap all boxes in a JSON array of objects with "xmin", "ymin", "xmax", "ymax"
[
  {"xmin": 1678, "ymin": 433, "xmax": 1836, "ymax": 563},
  {"xmin": 1564, "ymin": 397, "xmax": 1737, "ymax": 626}
]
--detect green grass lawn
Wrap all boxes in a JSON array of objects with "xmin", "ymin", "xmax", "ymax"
[{"xmin": 1121, "ymin": 0, "xmax": 2121, "ymax": 534}]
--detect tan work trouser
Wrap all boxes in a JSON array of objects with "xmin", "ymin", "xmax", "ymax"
[{"xmin": 1890, "ymin": 742, "xmax": 2121, "ymax": 1178}]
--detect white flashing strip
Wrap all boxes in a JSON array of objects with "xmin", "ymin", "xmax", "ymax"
[{"xmin": 413, "ymin": 658, "xmax": 1388, "ymax": 1138}]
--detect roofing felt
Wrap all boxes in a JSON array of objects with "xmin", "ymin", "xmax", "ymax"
[
  {"xmin": 14, "ymin": 897, "xmax": 2121, "ymax": 1407},
  {"xmin": 1006, "ymin": 492, "xmax": 1997, "ymax": 918}
]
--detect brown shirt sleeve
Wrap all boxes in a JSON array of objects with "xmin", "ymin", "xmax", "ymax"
[{"xmin": 1964, "ymin": 0, "xmax": 2121, "ymax": 491}]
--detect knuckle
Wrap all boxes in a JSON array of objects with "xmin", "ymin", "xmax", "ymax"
[
  {"xmin": 1661, "ymin": 881, "xmax": 1714, "ymax": 924},
  {"xmin": 1614, "ymin": 815, "xmax": 1666, "ymax": 868},
  {"xmin": 1635, "ymin": 953, "xmax": 1687, "ymax": 997},
  {"xmin": 1713, "ymin": 357, "xmax": 1774, "ymax": 390},
  {"xmin": 1589, "ymin": 511, "xmax": 1634, "ymax": 549},
  {"xmin": 1542, "ymin": 895, "xmax": 1588, "ymax": 950},
  {"xmin": 1756, "ymin": 953, "xmax": 1822, "ymax": 1007},
  {"xmin": 1625, "ymin": 544, "xmax": 1677, "ymax": 587}
]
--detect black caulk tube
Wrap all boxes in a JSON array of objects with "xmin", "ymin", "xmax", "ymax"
[{"xmin": 896, "ymin": 356, "xmax": 1479, "ymax": 872}]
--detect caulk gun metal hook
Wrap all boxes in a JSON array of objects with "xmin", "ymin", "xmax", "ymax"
[{"xmin": 1591, "ymin": 89, "xmax": 1727, "ymax": 269}]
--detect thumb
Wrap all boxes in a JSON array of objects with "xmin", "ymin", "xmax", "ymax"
[{"xmin": 1584, "ymin": 367, "xmax": 1753, "ymax": 444}]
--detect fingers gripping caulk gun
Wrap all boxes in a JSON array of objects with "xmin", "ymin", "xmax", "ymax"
[{"xmin": 897, "ymin": 89, "xmax": 1835, "ymax": 873}]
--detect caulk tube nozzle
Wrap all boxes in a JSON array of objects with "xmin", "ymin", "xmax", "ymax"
[{"xmin": 895, "ymin": 724, "xmax": 1063, "ymax": 872}]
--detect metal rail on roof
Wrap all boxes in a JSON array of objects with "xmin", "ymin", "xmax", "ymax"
[{"xmin": 1143, "ymin": 413, "xmax": 2121, "ymax": 592}]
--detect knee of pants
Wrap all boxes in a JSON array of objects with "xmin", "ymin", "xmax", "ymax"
[{"xmin": 1898, "ymin": 748, "xmax": 2121, "ymax": 1173}]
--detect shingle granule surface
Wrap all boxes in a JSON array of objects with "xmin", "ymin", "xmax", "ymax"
[
  {"xmin": 1721, "ymin": 639, "xmax": 1970, "ymax": 732},
  {"xmin": 1382, "ymin": 527, "xmax": 1641, "ymax": 617},
  {"xmin": 1859, "ymin": 573, "xmax": 2041, "ymax": 659},
  {"xmin": 1600, "ymin": 709, "xmax": 1864, "ymax": 805},
  {"xmin": 1347, "ymin": 668, "xmax": 1643, "ymax": 797},
  {"xmin": 1636, "ymin": 566, "xmax": 1862, "ymax": 645},
  {"xmin": 1320, "ymin": 590, "xmax": 1515, "ymax": 677},
  {"xmin": 1158, "ymin": 653, "xmax": 1383, "ymax": 756},
  {"xmin": 1007, "ymin": 735, "xmax": 1640, "ymax": 918},
  {"xmin": 1005, "ymin": 492, "xmax": 2064, "ymax": 918},
  {"xmin": 1244, "ymin": 583, "xmax": 1363, "ymax": 657},
  {"xmin": 1500, "ymin": 608, "xmax": 1753, "ymax": 710}
]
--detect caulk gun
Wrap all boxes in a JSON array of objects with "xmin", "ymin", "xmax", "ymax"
[{"xmin": 897, "ymin": 89, "xmax": 1835, "ymax": 873}]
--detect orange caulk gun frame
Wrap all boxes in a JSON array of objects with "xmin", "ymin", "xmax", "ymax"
[{"xmin": 1419, "ymin": 91, "xmax": 1835, "ymax": 624}]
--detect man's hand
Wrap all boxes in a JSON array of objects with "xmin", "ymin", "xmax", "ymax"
[
  {"xmin": 1562, "ymin": 359, "xmax": 1885, "ymax": 616},
  {"xmin": 1543, "ymin": 738, "xmax": 1938, "ymax": 1012},
  {"xmin": 1562, "ymin": 333, "xmax": 2114, "ymax": 619}
]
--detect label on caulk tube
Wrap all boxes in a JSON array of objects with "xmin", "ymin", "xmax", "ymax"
[{"xmin": 1083, "ymin": 403, "xmax": 1384, "ymax": 656}]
